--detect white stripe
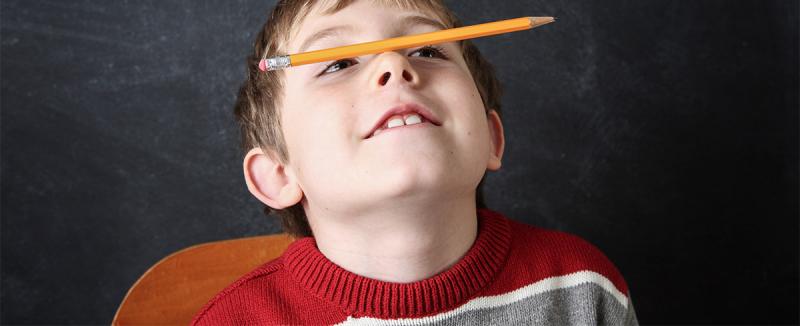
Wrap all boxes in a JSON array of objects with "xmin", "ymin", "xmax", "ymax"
[{"xmin": 337, "ymin": 270, "xmax": 628, "ymax": 325}]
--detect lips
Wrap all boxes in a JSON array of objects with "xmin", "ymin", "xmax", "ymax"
[{"xmin": 364, "ymin": 103, "xmax": 442, "ymax": 139}]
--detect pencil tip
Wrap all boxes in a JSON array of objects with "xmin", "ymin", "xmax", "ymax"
[{"xmin": 529, "ymin": 16, "xmax": 556, "ymax": 28}]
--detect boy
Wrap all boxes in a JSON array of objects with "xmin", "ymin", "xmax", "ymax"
[{"xmin": 192, "ymin": 0, "xmax": 639, "ymax": 324}]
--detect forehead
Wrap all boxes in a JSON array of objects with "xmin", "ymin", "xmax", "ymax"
[{"xmin": 286, "ymin": 0, "xmax": 448, "ymax": 52}]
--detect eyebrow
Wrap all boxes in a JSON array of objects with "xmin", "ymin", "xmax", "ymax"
[{"xmin": 297, "ymin": 15, "xmax": 448, "ymax": 53}]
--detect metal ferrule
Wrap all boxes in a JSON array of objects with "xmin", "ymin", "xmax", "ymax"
[{"xmin": 266, "ymin": 55, "xmax": 292, "ymax": 71}]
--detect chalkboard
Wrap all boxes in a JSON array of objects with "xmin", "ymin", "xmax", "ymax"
[{"xmin": 2, "ymin": 0, "xmax": 797, "ymax": 324}]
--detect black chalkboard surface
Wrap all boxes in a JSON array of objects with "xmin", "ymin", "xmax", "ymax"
[{"xmin": 2, "ymin": 0, "xmax": 797, "ymax": 324}]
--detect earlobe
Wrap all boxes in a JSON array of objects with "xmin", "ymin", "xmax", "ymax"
[
  {"xmin": 243, "ymin": 147, "xmax": 303, "ymax": 209},
  {"xmin": 486, "ymin": 110, "xmax": 505, "ymax": 171}
]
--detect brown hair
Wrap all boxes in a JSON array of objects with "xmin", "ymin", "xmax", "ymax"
[{"xmin": 235, "ymin": 0, "xmax": 503, "ymax": 238}]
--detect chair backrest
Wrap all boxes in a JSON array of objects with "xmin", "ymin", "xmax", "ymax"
[{"xmin": 112, "ymin": 233, "xmax": 295, "ymax": 325}]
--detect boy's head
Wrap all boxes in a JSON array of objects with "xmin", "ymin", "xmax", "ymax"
[{"xmin": 237, "ymin": 0, "xmax": 505, "ymax": 238}]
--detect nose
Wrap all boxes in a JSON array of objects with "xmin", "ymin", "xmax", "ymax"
[{"xmin": 370, "ymin": 51, "xmax": 420, "ymax": 90}]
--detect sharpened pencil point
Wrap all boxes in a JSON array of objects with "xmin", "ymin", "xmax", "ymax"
[{"xmin": 528, "ymin": 16, "xmax": 556, "ymax": 28}]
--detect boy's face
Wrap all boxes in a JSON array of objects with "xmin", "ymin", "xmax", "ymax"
[{"xmin": 275, "ymin": 0, "xmax": 503, "ymax": 214}]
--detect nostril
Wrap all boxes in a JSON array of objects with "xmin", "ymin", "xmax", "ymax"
[
  {"xmin": 379, "ymin": 72, "xmax": 390, "ymax": 85},
  {"xmin": 402, "ymin": 70, "xmax": 412, "ymax": 82}
]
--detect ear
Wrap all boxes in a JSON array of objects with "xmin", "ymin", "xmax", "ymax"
[
  {"xmin": 243, "ymin": 147, "xmax": 303, "ymax": 209},
  {"xmin": 486, "ymin": 109, "xmax": 505, "ymax": 171}
]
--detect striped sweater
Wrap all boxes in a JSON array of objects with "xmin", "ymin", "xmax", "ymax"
[{"xmin": 191, "ymin": 209, "xmax": 639, "ymax": 325}]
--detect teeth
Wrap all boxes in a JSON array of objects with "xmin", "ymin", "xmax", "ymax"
[
  {"xmin": 386, "ymin": 117, "xmax": 405, "ymax": 129},
  {"xmin": 404, "ymin": 114, "xmax": 422, "ymax": 125},
  {"xmin": 370, "ymin": 113, "xmax": 426, "ymax": 138}
]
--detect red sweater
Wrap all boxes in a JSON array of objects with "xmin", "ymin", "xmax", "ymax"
[{"xmin": 191, "ymin": 209, "xmax": 638, "ymax": 325}]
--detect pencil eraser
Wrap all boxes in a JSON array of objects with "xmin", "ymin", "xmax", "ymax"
[{"xmin": 258, "ymin": 59, "xmax": 267, "ymax": 72}]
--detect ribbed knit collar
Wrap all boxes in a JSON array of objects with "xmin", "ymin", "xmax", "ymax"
[{"xmin": 282, "ymin": 208, "xmax": 512, "ymax": 319}]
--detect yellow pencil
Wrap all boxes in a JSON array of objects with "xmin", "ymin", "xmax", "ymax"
[{"xmin": 259, "ymin": 16, "xmax": 555, "ymax": 71}]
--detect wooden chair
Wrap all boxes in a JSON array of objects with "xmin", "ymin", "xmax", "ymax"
[{"xmin": 112, "ymin": 233, "xmax": 295, "ymax": 325}]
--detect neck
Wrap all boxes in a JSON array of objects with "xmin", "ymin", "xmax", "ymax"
[{"xmin": 305, "ymin": 195, "xmax": 478, "ymax": 283}]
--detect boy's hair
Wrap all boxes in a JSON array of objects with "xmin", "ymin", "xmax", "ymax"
[{"xmin": 235, "ymin": 0, "xmax": 503, "ymax": 238}]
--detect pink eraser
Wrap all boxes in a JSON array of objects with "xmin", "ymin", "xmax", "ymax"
[{"xmin": 258, "ymin": 59, "xmax": 267, "ymax": 72}]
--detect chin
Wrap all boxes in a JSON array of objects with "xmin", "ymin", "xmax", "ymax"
[
  {"xmin": 351, "ymin": 145, "xmax": 486, "ymax": 203},
  {"xmin": 362, "ymin": 162, "xmax": 442, "ymax": 201},
  {"xmin": 370, "ymin": 162, "xmax": 480, "ymax": 204}
]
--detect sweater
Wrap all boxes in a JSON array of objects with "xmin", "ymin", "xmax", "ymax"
[{"xmin": 191, "ymin": 209, "xmax": 639, "ymax": 325}]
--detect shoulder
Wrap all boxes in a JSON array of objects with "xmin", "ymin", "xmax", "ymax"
[
  {"xmin": 484, "ymin": 210, "xmax": 638, "ymax": 324},
  {"xmin": 190, "ymin": 257, "xmax": 285, "ymax": 326},
  {"xmin": 500, "ymin": 213, "xmax": 631, "ymax": 297}
]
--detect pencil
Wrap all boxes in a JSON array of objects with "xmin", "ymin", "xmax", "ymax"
[{"xmin": 259, "ymin": 16, "xmax": 555, "ymax": 72}]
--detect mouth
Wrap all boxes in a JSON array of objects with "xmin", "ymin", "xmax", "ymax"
[{"xmin": 364, "ymin": 103, "xmax": 442, "ymax": 139}]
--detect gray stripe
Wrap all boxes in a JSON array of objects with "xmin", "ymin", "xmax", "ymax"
[{"xmin": 370, "ymin": 283, "xmax": 638, "ymax": 325}]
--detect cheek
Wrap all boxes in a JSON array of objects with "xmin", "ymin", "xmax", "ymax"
[
  {"xmin": 440, "ymin": 71, "xmax": 487, "ymax": 128},
  {"xmin": 285, "ymin": 112, "xmax": 347, "ymax": 159},
  {"xmin": 281, "ymin": 103, "xmax": 356, "ymax": 188},
  {"xmin": 438, "ymin": 70, "xmax": 492, "ymax": 157}
]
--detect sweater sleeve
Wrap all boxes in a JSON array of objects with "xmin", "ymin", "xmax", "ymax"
[{"xmin": 624, "ymin": 292, "xmax": 640, "ymax": 325}]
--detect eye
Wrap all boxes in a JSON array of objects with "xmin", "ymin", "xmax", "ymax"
[
  {"xmin": 320, "ymin": 58, "xmax": 357, "ymax": 75},
  {"xmin": 318, "ymin": 45, "xmax": 449, "ymax": 76},
  {"xmin": 410, "ymin": 45, "xmax": 448, "ymax": 59}
]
